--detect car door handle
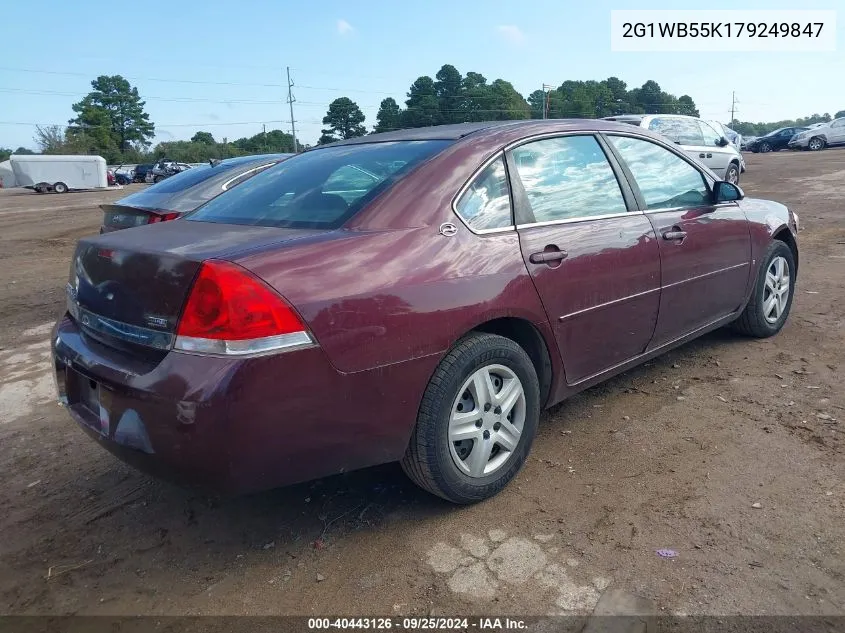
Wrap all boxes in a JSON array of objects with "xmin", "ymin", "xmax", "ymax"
[
  {"xmin": 699, "ymin": 153, "xmax": 706, "ymax": 158},
  {"xmin": 698, "ymin": 152, "xmax": 713, "ymax": 158},
  {"xmin": 662, "ymin": 230, "xmax": 688, "ymax": 241},
  {"xmin": 529, "ymin": 250, "xmax": 568, "ymax": 264}
]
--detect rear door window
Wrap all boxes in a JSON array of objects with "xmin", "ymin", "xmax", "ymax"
[
  {"xmin": 509, "ymin": 135, "xmax": 627, "ymax": 222},
  {"xmin": 186, "ymin": 141, "xmax": 451, "ymax": 229}
]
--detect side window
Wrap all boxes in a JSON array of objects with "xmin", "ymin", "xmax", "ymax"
[
  {"xmin": 508, "ymin": 135, "xmax": 627, "ymax": 223},
  {"xmin": 455, "ymin": 156, "xmax": 512, "ymax": 231},
  {"xmin": 648, "ymin": 117, "xmax": 704, "ymax": 145},
  {"xmin": 609, "ymin": 136, "xmax": 710, "ymax": 210},
  {"xmin": 698, "ymin": 121, "xmax": 723, "ymax": 147},
  {"xmin": 831, "ymin": 119, "xmax": 845, "ymax": 128}
]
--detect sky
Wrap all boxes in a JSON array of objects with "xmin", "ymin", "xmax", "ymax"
[{"xmin": 0, "ymin": 0, "xmax": 842, "ymax": 150}]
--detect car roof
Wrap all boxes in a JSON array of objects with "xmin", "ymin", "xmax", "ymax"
[{"xmin": 313, "ymin": 119, "xmax": 660, "ymax": 149}]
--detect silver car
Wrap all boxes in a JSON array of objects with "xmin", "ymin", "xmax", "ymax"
[
  {"xmin": 788, "ymin": 117, "xmax": 845, "ymax": 151},
  {"xmin": 604, "ymin": 114, "xmax": 744, "ymax": 184}
]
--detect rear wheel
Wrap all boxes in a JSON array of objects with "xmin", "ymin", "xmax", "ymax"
[
  {"xmin": 733, "ymin": 241, "xmax": 795, "ymax": 337},
  {"xmin": 34, "ymin": 182, "xmax": 49, "ymax": 194},
  {"xmin": 53, "ymin": 182, "xmax": 68, "ymax": 194},
  {"xmin": 153, "ymin": 175, "xmax": 164, "ymax": 183},
  {"xmin": 401, "ymin": 333, "xmax": 540, "ymax": 504},
  {"xmin": 724, "ymin": 162, "xmax": 740, "ymax": 185},
  {"xmin": 808, "ymin": 136, "xmax": 825, "ymax": 151}
]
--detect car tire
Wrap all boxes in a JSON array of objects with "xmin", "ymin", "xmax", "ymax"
[
  {"xmin": 53, "ymin": 182, "xmax": 68, "ymax": 194},
  {"xmin": 733, "ymin": 240, "xmax": 796, "ymax": 338},
  {"xmin": 724, "ymin": 162, "xmax": 740, "ymax": 185},
  {"xmin": 401, "ymin": 332, "xmax": 540, "ymax": 504},
  {"xmin": 153, "ymin": 175, "xmax": 163, "ymax": 184},
  {"xmin": 808, "ymin": 137, "xmax": 825, "ymax": 151},
  {"xmin": 760, "ymin": 142, "xmax": 772, "ymax": 153}
]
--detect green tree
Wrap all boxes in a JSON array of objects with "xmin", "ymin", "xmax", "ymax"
[
  {"xmin": 68, "ymin": 75, "xmax": 154, "ymax": 161},
  {"xmin": 460, "ymin": 72, "xmax": 489, "ymax": 122},
  {"xmin": 402, "ymin": 76, "xmax": 440, "ymax": 128},
  {"xmin": 374, "ymin": 97, "xmax": 402, "ymax": 133},
  {"xmin": 487, "ymin": 79, "xmax": 530, "ymax": 120},
  {"xmin": 527, "ymin": 90, "xmax": 547, "ymax": 119},
  {"xmin": 677, "ymin": 95, "xmax": 700, "ymax": 117},
  {"xmin": 233, "ymin": 129, "xmax": 295, "ymax": 153},
  {"xmin": 434, "ymin": 64, "xmax": 463, "ymax": 124},
  {"xmin": 835, "ymin": 110, "xmax": 845, "ymax": 119},
  {"xmin": 320, "ymin": 97, "xmax": 366, "ymax": 143},
  {"xmin": 191, "ymin": 131, "xmax": 216, "ymax": 144},
  {"xmin": 0, "ymin": 148, "xmax": 11, "ymax": 161}
]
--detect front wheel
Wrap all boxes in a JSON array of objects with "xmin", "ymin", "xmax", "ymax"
[
  {"xmin": 53, "ymin": 182, "xmax": 68, "ymax": 194},
  {"xmin": 401, "ymin": 333, "xmax": 540, "ymax": 504},
  {"xmin": 724, "ymin": 163, "xmax": 740, "ymax": 185},
  {"xmin": 808, "ymin": 137, "xmax": 825, "ymax": 151},
  {"xmin": 760, "ymin": 142, "xmax": 772, "ymax": 153},
  {"xmin": 733, "ymin": 241, "xmax": 795, "ymax": 337}
]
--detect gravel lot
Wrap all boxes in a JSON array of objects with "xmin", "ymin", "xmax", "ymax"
[{"xmin": 0, "ymin": 152, "xmax": 843, "ymax": 617}]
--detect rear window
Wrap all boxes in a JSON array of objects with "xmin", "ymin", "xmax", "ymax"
[
  {"xmin": 185, "ymin": 141, "xmax": 451, "ymax": 229},
  {"xmin": 145, "ymin": 164, "xmax": 219, "ymax": 192}
]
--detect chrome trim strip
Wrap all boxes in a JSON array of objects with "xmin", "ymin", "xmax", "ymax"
[
  {"xmin": 558, "ymin": 286, "xmax": 661, "ymax": 322},
  {"xmin": 663, "ymin": 262, "xmax": 748, "ymax": 289},
  {"xmin": 67, "ymin": 286, "xmax": 174, "ymax": 350},
  {"xmin": 220, "ymin": 162, "xmax": 277, "ymax": 191},
  {"xmin": 517, "ymin": 210, "xmax": 643, "ymax": 230},
  {"xmin": 174, "ymin": 331, "xmax": 314, "ymax": 357}
]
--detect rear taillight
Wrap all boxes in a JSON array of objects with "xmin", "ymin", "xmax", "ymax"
[
  {"xmin": 174, "ymin": 260, "xmax": 313, "ymax": 356},
  {"xmin": 148, "ymin": 212, "xmax": 181, "ymax": 224}
]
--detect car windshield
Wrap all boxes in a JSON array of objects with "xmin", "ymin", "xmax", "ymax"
[{"xmin": 186, "ymin": 140, "xmax": 451, "ymax": 229}]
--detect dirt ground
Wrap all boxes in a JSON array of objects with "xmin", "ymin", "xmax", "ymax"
[{"xmin": 0, "ymin": 152, "xmax": 843, "ymax": 618}]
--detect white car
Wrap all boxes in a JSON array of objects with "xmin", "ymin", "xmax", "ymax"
[
  {"xmin": 789, "ymin": 118, "xmax": 845, "ymax": 151},
  {"xmin": 604, "ymin": 114, "xmax": 744, "ymax": 184}
]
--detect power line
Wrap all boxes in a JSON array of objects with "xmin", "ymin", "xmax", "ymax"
[{"xmin": 0, "ymin": 66, "xmax": 287, "ymax": 88}]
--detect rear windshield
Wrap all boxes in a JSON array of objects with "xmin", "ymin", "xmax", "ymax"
[
  {"xmin": 145, "ymin": 164, "xmax": 220, "ymax": 192},
  {"xmin": 185, "ymin": 140, "xmax": 451, "ymax": 229}
]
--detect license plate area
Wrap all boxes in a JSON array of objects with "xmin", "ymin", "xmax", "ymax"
[{"xmin": 66, "ymin": 368, "xmax": 106, "ymax": 434}]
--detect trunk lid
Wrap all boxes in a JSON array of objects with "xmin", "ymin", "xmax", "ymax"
[
  {"xmin": 100, "ymin": 203, "xmax": 176, "ymax": 232},
  {"xmin": 69, "ymin": 221, "xmax": 330, "ymax": 347}
]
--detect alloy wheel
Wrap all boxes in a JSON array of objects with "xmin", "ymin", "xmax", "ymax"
[{"xmin": 763, "ymin": 256, "xmax": 790, "ymax": 324}]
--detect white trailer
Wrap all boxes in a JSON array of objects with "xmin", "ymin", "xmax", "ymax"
[
  {"xmin": 0, "ymin": 160, "xmax": 15, "ymax": 188},
  {"xmin": 10, "ymin": 154, "xmax": 109, "ymax": 193}
]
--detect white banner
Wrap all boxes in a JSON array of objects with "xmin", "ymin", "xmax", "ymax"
[{"xmin": 611, "ymin": 10, "xmax": 837, "ymax": 52}]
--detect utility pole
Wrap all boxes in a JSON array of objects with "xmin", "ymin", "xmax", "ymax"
[
  {"xmin": 263, "ymin": 123, "xmax": 267, "ymax": 152},
  {"xmin": 730, "ymin": 91, "xmax": 738, "ymax": 124},
  {"xmin": 542, "ymin": 84, "xmax": 555, "ymax": 119},
  {"xmin": 286, "ymin": 66, "xmax": 298, "ymax": 153}
]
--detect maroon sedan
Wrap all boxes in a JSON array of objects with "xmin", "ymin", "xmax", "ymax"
[{"xmin": 52, "ymin": 120, "xmax": 798, "ymax": 503}]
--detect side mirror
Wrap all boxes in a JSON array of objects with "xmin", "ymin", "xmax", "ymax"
[
  {"xmin": 714, "ymin": 180, "xmax": 744, "ymax": 203},
  {"xmin": 718, "ymin": 136, "xmax": 730, "ymax": 147}
]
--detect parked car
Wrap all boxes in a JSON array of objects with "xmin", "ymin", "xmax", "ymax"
[
  {"xmin": 149, "ymin": 159, "xmax": 192, "ymax": 183},
  {"xmin": 708, "ymin": 121, "xmax": 742, "ymax": 151},
  {"xmin": 603, "ymin": 114, "xmax": 744, "ymax": 184},
  {"xmin": 788, "ymin": 117, "xmax": 845, "ymax": 151},
  {"xmin": 744, "ymin": 127, "xmax": 809, "ymax": 153},
  {"xmin": 53, "ymin": 120, "xmax": 798, "ymax": 503},
  {"xmin": 740, "ymin": 136, "xmax": 758, "ymax": 151},
  {"xmin": 133, "ymin": 163, "xmax": 154, "ymax": 183},
  {"xmin": 99, "ymin": 154, "xmax": 292, "ymax": 233}
]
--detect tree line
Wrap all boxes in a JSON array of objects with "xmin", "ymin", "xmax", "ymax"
[{"xmin": 3, "ymin": 70, "xmax": 844, "ymax": 161}]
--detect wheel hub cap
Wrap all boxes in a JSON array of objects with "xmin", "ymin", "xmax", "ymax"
[
  {"xmin": 448, "ymin": 364, "xmax": 526, "ymax": 478},
  {"xmin": 763, "ymin": 256, "xmax": 790, "ymax": 324}
]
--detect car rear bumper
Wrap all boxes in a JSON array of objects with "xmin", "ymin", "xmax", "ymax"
[{"xmin": 51, "ymin": 315, "xmax": 436, "ymax": 494}]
